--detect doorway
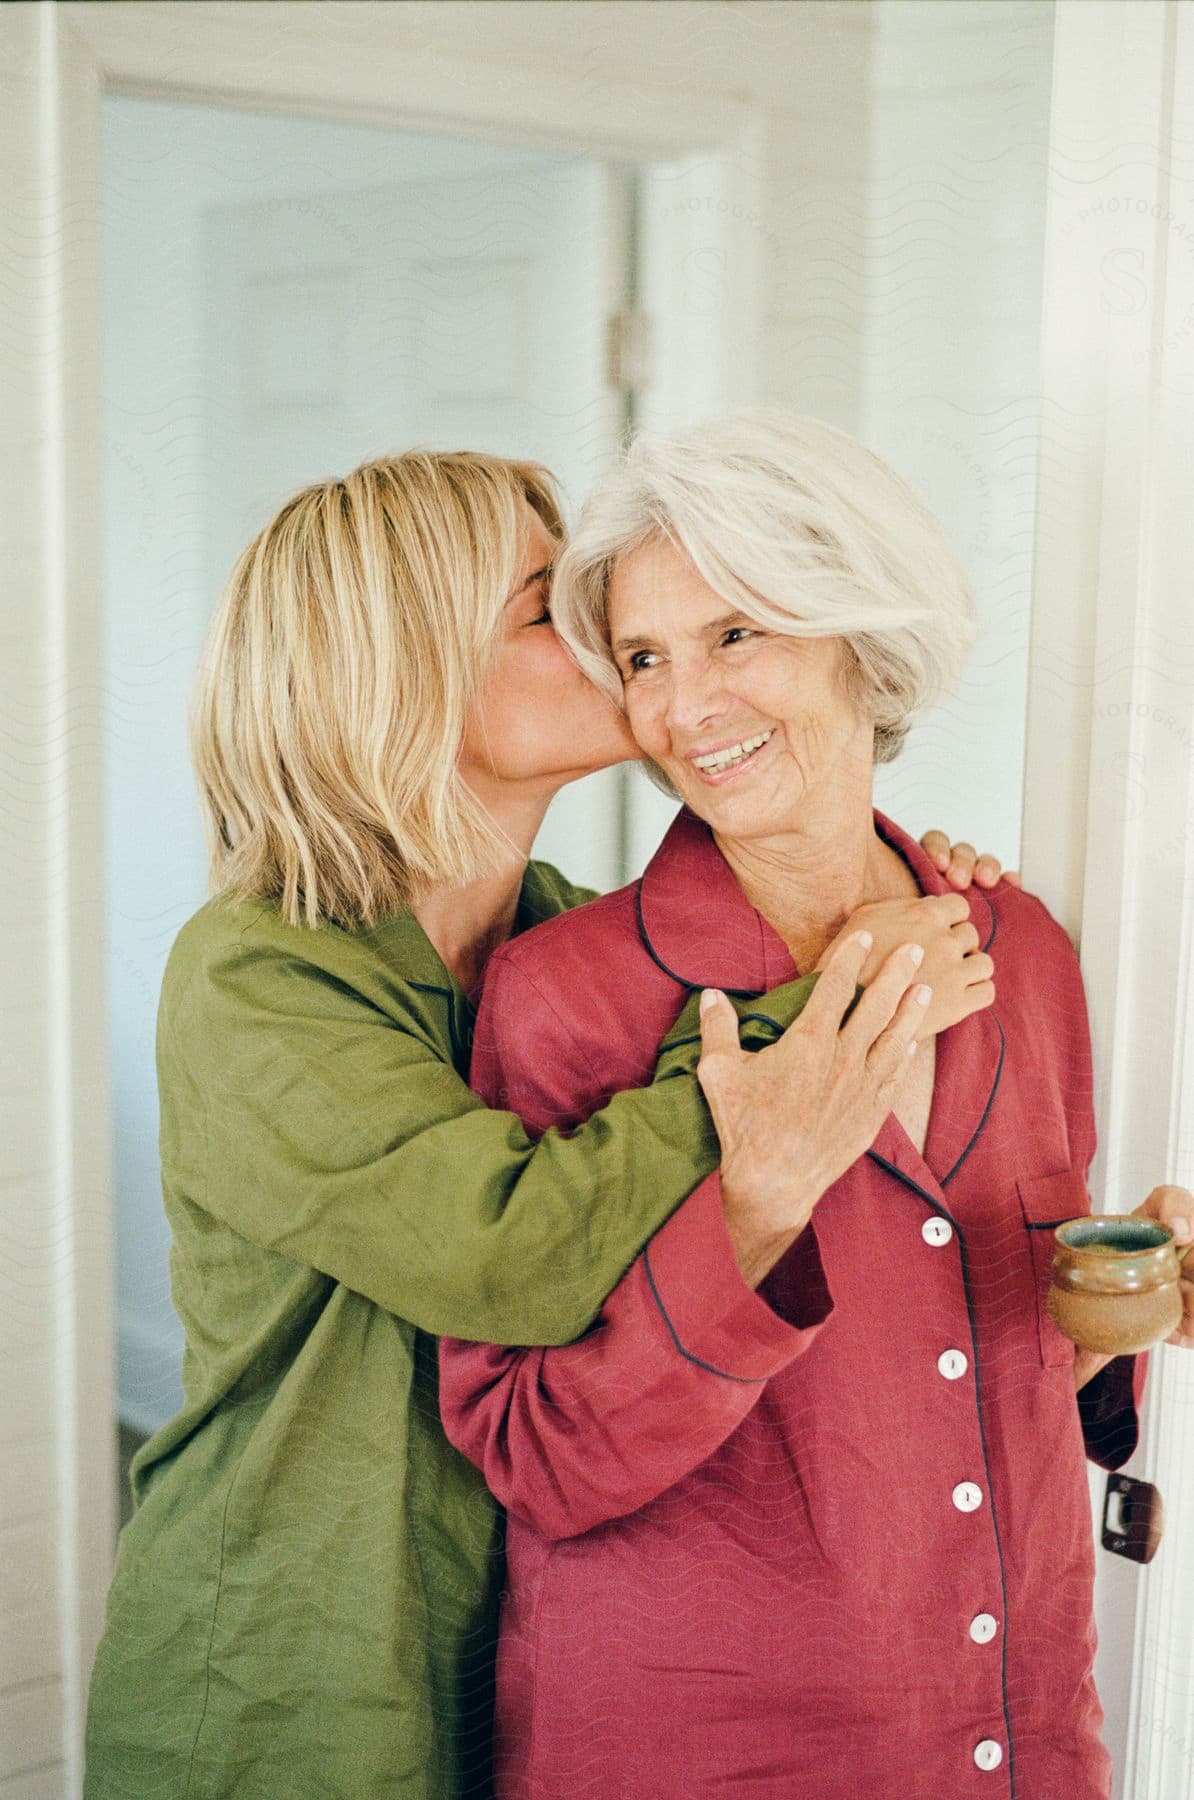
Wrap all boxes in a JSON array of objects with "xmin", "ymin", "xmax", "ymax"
[{"xmin": 103, "ymin": 97, "xmax": 643, "ymax": 1453}]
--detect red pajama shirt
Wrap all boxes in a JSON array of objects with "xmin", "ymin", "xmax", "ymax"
[{"xmin": 439, "ymin": 808, "xmax": 1145, "ymax": 1799}]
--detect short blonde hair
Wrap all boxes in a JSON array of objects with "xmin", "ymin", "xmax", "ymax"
[
  {"xmin": 192, "ymin": 451, "xmax": 563, "ymax": 929},
  {"xmin": 551, "ymin": 409, "xmax": 978, "ymax": 765}
]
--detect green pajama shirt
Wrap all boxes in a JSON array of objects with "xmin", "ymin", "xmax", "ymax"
[{"xmin": 84, "ymin": 862, "xmax": 818, "ymax": 1798}]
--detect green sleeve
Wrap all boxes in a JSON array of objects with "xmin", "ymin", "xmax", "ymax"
[
  {"xmin": 160, "ymin": 929, "xmax": 723, "ymax": 1348},
  {"xmin": 653, "ymin": 972, "xmax": 860, "ymax": 1077},
  {"xmin": 521, "ymin": 858, "xmax": 598, "ymax": 917}
]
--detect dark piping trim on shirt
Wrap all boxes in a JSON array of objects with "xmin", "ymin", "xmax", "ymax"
[
  {"xmin": 643, "ymin": 1246, "xmax": 769, "ymax": 1384},
  {"xmin": 941, "ymin": 1013, "xmax": 1006, "ymax": 1188},
  {"xmin": 634, "ymin": 882, "xmax": 768, "ymax": 999}
]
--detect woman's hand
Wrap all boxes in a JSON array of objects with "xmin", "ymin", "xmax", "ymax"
[
  {"xmin": 816, "ymin": 893, "xmax": 994, "ymax": 1040},
  {"xmin": 919, "ymin": 831, "xmax": 1021, "ymax": 891},
  {"xmin": 1132, "ymin": 1185, "xmax": 1194, "ymax": 1347},
  {"xmin": 697, "ymin": 930, "xmax": 929, "ymax": 1286}
]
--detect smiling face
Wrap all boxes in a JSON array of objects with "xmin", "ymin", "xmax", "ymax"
[
  {"xmin": 458, "ymin": 502, "xmax": 638, "ymax": 804},
  {"xmin": 607, "ymin": 534, "xmax": 874, "ymax": 844}
]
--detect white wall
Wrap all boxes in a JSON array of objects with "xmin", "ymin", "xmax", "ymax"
[{"xmin": 863, "ymin": 0, "xmax": 1054, "ymax": 862}]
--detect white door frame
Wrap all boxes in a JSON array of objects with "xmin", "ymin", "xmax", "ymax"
[
  {"xmin": 1023, "ymin": 3, "xmax": 1194, "ymax": 1794},
  {"xmin": 2, "ymin": 1, "xmax": 761, "ymax": 1784}
]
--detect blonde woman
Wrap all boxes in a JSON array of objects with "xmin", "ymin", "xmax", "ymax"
[{"xmin": 84, "ymin": 449, "xmax": 1007, "ymax": 1799}]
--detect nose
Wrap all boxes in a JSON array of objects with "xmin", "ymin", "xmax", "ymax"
[{"xmin": 664, "ymin": 653, "xmax": 730, "ymax": 739}]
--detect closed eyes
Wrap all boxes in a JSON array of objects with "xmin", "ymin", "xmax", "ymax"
[{"xmin": 517, "ymin": 568, "xmax": 554, "ymax": 626}]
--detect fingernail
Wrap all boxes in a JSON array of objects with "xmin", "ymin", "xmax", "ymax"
[
  {"xmin": 855, "ymin": 930, "xmax": 873, "ymax": 950},
  {"xmin": 907, "ymin": 943, "xmax": 925, "ymax": 967},
  {"xmin": 914, "ymin": 984, "xmax": 932, "ymax": 1005},
  {"xmin": 1172, "ymin": 1215, "xmax": 1191, "ymax": 1240},
  {"xmin": 700, "ymin": 989, "xmax": 719, "ymax": 1013}
]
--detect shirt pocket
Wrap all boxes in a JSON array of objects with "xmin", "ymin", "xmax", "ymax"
[{"xmin": 1017, "ymin": 1168, "xmax": 1091, "ymax": 1369}]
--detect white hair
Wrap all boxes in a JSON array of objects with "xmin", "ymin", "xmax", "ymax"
[{"xmin": 551, "ymin": 408, "xmax": 979, "ymax": 765}]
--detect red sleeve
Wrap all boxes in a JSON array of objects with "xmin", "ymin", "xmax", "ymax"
[
  {"xmin": 439, "ymin": 950, "xmax": 834, "ymax": 1540},
  {"xmin": 440, "ymin": 1179, "xmax": 831, "ymax": 1540}
]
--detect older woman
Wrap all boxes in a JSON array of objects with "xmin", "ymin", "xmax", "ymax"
[
  {"xmin": 439, "ymin": 413, "xmax": 1194, "ymax": 1798},
  {"xmin": 83, "ymin": 447, "xmax": 1001, "ymax": 1799}
]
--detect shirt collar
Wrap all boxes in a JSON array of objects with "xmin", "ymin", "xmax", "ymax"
[{"xmin": 636, "ymin": 804, "xmax": 996, "ymax": 995}]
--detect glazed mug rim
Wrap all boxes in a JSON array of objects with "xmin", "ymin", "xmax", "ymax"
[{"xmin": 1054, "ymin": 1214, "xmax": 1174, "ymax": 1254}]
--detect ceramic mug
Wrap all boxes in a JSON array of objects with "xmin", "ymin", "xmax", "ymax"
[{"xmin": 1048, "ymin": 1215, "xmax": 1194, "ymax": 1355}]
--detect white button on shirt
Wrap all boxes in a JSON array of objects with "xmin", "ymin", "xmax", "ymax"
[
  {"xmin": 922, "ymin": 1218, "xmax": 953, "ymax": 1246},
  {"xmin": 938, "ymin": 1349, "xmax": 968, "ymax": 1380},
  {"xmin": 952, "ymin": 1481, "xmax": 983, "ymax": 1512},
  {"xmin": 974, "ymin": 1739, "xmax": 1004, "ymax": 1770},
  {"xmin": 969, "ymin": 1613, "xmax": 998, "ymax": 1644}
]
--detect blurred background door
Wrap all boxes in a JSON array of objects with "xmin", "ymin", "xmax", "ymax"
[
  {"xmin": 105, "ymin": 101, "xmax": 632, "ymax": 1439},
  {"xmin": 203, "ymin": 156, "xmax": 633, "ymax": 887}
]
